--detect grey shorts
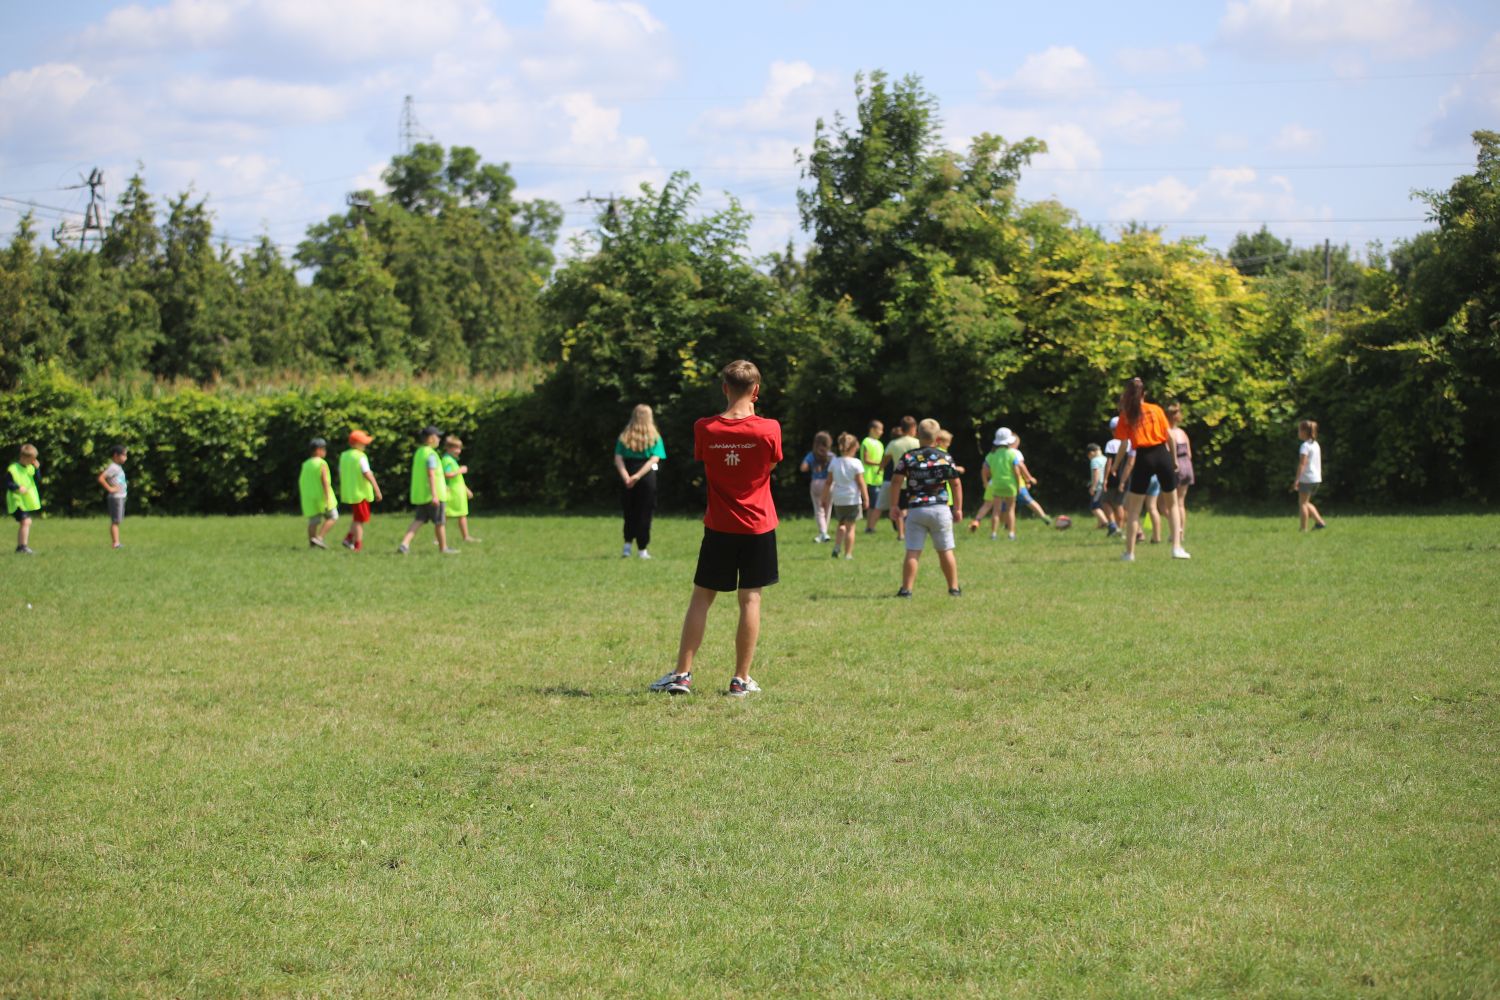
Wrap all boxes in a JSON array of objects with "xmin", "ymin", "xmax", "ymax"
[
  {"xmin": 411, "ymin": 503, "xmax": 447, "ymax": 525},
  {"xmin": 1298, "ymin": 482, "xmax": 1321, "ymax": 498},
  {"xmin": 107, "ymin": 495, "xmax": 126, "ymax": 524},
  {"xmin": 832, "ymin": 503, "xmax": 862, "ymax": 524},
  {"xmin": 904, "ymin": 504, "xmax": 955, "ymax": 552},
  {"xmin": 307, "ymin": 510, "xmax": 338, "ymax": 527},
  {"xmin": 875, "ymin": 483, "xmax": 894, "ymax": 511},
  {"xmin": 1105, "ymin": 488, "xmax": 1126, "ymax": 507}
]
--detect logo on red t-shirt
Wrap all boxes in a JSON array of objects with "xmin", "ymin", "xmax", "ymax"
[{"xmin": 695, "ymin": 414, "xmax": 782, "ymax": 534}]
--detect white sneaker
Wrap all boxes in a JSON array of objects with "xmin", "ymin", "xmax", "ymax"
[
  {"xmin": 1172, "ymin": 547, "xmax": 1192, "ymax": 560},
  {"xmin": 1121, "ymin": 552, "xmax": 1135, "ymax": 562},
  {"xmin": 622, "ymin": 544, "xmax": 632, "ymax": 558},
  {"xmin": 638, "ymin": 549, "xmax": 652, "ymax": 560},
  {"xmin": 649, "ymin": 669, "xmax": 689, "ymax": 692},
  {"xmin": 1007, "ymin": 533, "xmax": 1016, "ymax": 541},
  {"xmin": 990, "ymin": 532, "xmax": 998, "ymax": 540},
  {"xmin": 742, "ymin": 676, "xmax": 762, "ymax": 693}
]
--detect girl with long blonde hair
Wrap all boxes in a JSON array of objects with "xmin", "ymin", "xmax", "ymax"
[{"xmin": 614, "ymin": 404, "xmax": 665, "ymax": 558}]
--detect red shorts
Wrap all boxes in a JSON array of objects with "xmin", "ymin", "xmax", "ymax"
[{"xmin": 350, "ymin": 500, "xmax": 372, "ymax": 523}]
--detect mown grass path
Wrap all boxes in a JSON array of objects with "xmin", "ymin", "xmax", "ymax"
[{"xmin": 2, "ymin": 512, "xmax": 1497, "ymax": 997}]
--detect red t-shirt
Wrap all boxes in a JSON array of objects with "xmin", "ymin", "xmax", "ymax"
[{"xmin": 694, "ymin": 413, "xmax": 782, "ymax": 534}]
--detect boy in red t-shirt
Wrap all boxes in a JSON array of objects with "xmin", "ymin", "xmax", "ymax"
[{"xmin": 650, "ymin": 360, "xmax": 782, "ymax": 698}]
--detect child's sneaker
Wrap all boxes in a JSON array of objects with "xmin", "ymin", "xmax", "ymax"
[
  {"xmin": 441, "ymin": 547, "xmax": 461, "ymax": 555},
  {"xmin": 1041, "ymin": 516, "xmax": 1053, "ymax": 525},
  {"xmin": 395, "ymin": 544, "xmax": 409, "ymax": 555},
  {"xmin": 831, "ymin": 547, "xmax": 840, "ymax": 559},
  {"xmin": 112, "ymin": 543, "xmax": 123, "ymax": 550},
  {"xmin": 16, "ymin": 546, "xmax": 35, "ymax": 555},
  {"xmin": 1313, "ymin": 522, "xmax": 1327, "ymax": 530},
  {"xmin": 948, "ymin": 587, "xmax": 962, "ymax": 597},
  {"xmin": 650, "ymin": 670, "xmax": 690, "ymax": 692},
  {"xmin": 1171, "ymin": 546, "xmax": 1192, "ymax": 560},
  {"xmin": 1121, "ymin": 552, "xmax": 1135, "ymax": 562},
  {"xmin": 742, "ymin": 676, "xmax": 762, "ymax": 692},
  {"xmin": 309, "ymin": 537, "xmax": 328, "ymax": 549},
  {"xmin": 341, "ymin": 538, "xmax": 356, "ymax": 550},
  {"xmin": 727, "ymin": 676, "xmax": 750, "ymax": 698},
  {"xmin": 989, "ymin": 531, "xmax": 998, "ymax": 540},
  {"xmin": 638, "ymin": 550, "xmax": 652, "ymax": 560},
  {"xmin": 665, "ymin": 674, "xmax": 693, "ymax": 695},
  {"xmin": 895, "ymin": 587, "xmax": 913, "ymax": 598},
  {"xmin": 1106, "ymin": 523, "xmax": 1119, "ymax": 537},
  {"xmin": 622, "ymin": 543, "xmax": 632, "ymax": 558},
  {"xmin": 1007, "ymin": 532, "xmax": 1017, "ymax": 541}
]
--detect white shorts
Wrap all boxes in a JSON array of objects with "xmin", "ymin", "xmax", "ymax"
[{"xmin": 904, "ymin": 504, "xmax": 955, "ymax": 552}]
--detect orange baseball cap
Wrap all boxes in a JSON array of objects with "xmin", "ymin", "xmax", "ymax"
[{"xmin": 348, "ymin": 429, "xmax": 373, "ymax": 446}]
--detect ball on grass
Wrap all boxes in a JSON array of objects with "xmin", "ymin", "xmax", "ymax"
[{"xmin": 1054, "ymin": 515, "xmax": 1072, "ymax": 530}]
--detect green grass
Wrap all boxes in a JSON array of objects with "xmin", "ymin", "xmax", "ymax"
[{"xmin": 2, "ymin": 510, "xmax": 1497, "ymax": 997}]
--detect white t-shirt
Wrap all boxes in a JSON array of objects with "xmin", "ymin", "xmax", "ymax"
[
  {"xmin": 1299, "ymin": 440, "xmax": 1322, "ymax": 483},
  {"xmin": 358, "ymin": 454, "xmax": 371, "ymax": 474},
  {"xmin": 829, "ymin": 456, "xmax": 865, "ymax": 505}
]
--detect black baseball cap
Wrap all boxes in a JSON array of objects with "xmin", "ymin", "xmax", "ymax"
[
  {"xmin": 309, "ymin": 437, "xmax": 327, "ymax": 449},
  {"xmin": 420, "ymin": 425, "xmax": 443, "ymax": 438}
]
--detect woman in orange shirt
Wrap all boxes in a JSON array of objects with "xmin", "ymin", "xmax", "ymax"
[{"xmin": 1113, "ymin": 377, "xmax": 1190, "ymax": 562}]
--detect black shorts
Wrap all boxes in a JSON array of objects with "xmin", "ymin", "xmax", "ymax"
[
  {"xmin": 411, "ymin": 503, "xmax": 447, "ymax": 526},
  {"xmin": 693, "ymin": 527, "xmax": 779, "ymax": 592},
  {"xmin": 1129, "ymin": 443, "xmax": 1178, "ymax": 495},
  {"xmin": 12, "ymin": 508, "xmax": 32, "ymax": 523}
]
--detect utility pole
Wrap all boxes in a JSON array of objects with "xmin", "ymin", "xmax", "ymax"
[
  {"xmin": 399, "ymin": 95, "xmax": 433, "ymax": 154},
  {"xmin": 1323, "ymin": 238, "xmax": 1332, "ymax": 339},
  {"xmin": 577, "ymin": 192, "xmax": 621, "ymax": 238},
  {"xmin": 52, "ymin": 167, "xmax": 107, "ymax": 250}
]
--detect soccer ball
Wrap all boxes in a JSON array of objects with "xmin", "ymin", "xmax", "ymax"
[{"xmin": 1054, "ymin": 515, "xmax": 1072, "ymax": 530}]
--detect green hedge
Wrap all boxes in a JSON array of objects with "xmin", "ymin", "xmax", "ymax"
[{"xmin": 4, "ymin": 371, "xmax": 519, "ymax": 516}]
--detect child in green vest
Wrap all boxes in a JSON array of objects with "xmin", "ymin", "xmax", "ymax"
[
  {"xmin": 396, "ymin": 426, "xmax": 456, "ymax": 556},
  {"xmin": 442, "ymin": 435, "xmax": 478, "ymax": 543},
  {"xmin": 298, "ymin": 438, "xmax": 339, "ymax": 549},
  {"xmin": 338, "ymin": 429, "xmax": 383, "ymax": 552},
  {"xmin": 7, "ymin": 443, "xmax": 42, "ymax": 555}
]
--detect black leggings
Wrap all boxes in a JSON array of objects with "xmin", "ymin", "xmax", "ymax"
[
  {"xmin": 1129, "ymin": 442, "xmax": 1179, "ymax": 495},
  {"xmin": 622, "ymin": 460, "xmax": 658, "ymax": 548}
]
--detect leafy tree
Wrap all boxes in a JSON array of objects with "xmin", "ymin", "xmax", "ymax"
[
  {"xmin": 0, "ymin": 216, "xmax": 66, "ymax": 387},
  {"xmin": 153, "ymin": 193, "xmax": 245, "ymax": 381}
]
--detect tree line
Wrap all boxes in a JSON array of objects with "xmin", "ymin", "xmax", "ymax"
[{"xmin": 2, "ymin": 72, "xmax": 1496, "ymax": 506}]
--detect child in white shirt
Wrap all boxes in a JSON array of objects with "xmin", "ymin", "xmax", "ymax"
[{"xmin": 828, "ymin": 433, "xmax": 870, "ymax": 560}]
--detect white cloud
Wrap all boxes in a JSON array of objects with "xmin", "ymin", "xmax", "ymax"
[
  {"xmin": 1270, "ymin": 123, "xmax": 1321, "ymax": 152},
  {"xmin": 1110, "ymin": 166, "xmax": 1331, "ymax": 240},
  {"xmin": 167, "ymin": 76, "xmax": 348, "ymax": 124},
  {"xmin": 1099, "ymin": 91, "xmax": 1184, "ymax": 143},
  {"xmin": 1219, "ymin": 0, "xmax": 1460, "ymax": 59},
  {"xmin": 1426, "ymin": 32, "xmax": 1500, "ymax": 148},
  {"xmin": 1115, "ymin": 44, "xmax": 1207, "ymax": 75},
  {"xmin": 700, "ymin": 60, "xmax": 840, "ymax": 134},
  {"xmin": 984, "ymin": 45, "xmax": 1097, "ymax": 97},
  {"xmin": 518, "ymin": 0, "xmax": 675, "ymax": 92}
]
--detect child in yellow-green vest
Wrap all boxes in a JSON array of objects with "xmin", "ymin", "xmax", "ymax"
[
  {"xmin": 442, "ymin": 435, "xmax": 478, "ymax": 543},
  {"xmin": 396, "ymin": 426, "xmax": 456, "ymax": 556},
  {"xmin": 338, "ymin": 429, "xmax": 383, "ymax": 552},
  {"xmin": 299, "ymin": 438, "xmax": 339, "ymax": 549},
  {"xmin": 7, "ymin": 443, "xmax": 42, "ymax": 555}
]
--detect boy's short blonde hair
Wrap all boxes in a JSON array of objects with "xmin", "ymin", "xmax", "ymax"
[
  {"xmin": 720, "ymin": 360, "xmax": 761, "ymax": 395},
  {"xmin": 444, "ymin": 435, "xmax": 463, "ymax": 449},
  {"xmin": 18, "ymin": 444, "xmax": 38, "ymax": 460},
  {"xmin": 916, "ymin": 418, "xmax": 941, "ymax": 444},
  {"xmin": 934, "ymin": 429, "xmax": 953, "ymax": 448}
]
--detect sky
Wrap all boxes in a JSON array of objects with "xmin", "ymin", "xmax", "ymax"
[{"xmin": 1, "ymin": 0, "xmax": 1497, "ymax": 263}]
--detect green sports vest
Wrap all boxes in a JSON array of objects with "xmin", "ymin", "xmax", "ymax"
[
  {"xmin": 861, "ymin": 437, "xmax": 885, "ymax": 486},
  {"xmin": 338, "ymin": 448, "xmax": 374, "ymax": 504},
  {"xmin": 410, "ymin": 446, "xmax": 448, "ymax": 504},
  {"xmin": 441, "ymin": 453, "xmax": 468, "ymax": 516},
  {"xmin": 298, "ymin": 457, "xmax": 335, "ymax": 516},
  {"xmin": 6, "ymin": 462, "xmax": 40, "ymax": 514}
]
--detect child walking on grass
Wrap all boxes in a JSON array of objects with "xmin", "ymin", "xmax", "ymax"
[
  {"xmin": 800, "ymin": 431, "xmax": 833, "ymax": 543},
  {"xmin": 650, "ymin": 360, "xmax": 781, "ymax": 698},
  {"xmin": 299, "ymin": 438, "xmax": 339, "ymax": 549},
  {"xmin": 1087, "ymin": 443, "xmax": 1110, "ymax": 530},
  {"xmin": 892, "ymin": 419, "xmax": 963, "ymax": 598},
  {"xmin": 828, "ymin": 432, "xmax": 870, "ymax": 560},
  {"xmin": 97, "ymin": 444, "xmax": 128, "ymax": 549},
  {"xmin": 442, "ymin": 436, "xmax": 478, "ymax": 543},
  {"xmin": 967, "ymin": 427, "xmax": 1020, "ymax": 540},
  {"xmin": 7, "ymin": 444, "xmax": 41, "ymax": 555},
  {"xmin": 1011, "ymin": 434, "xmax": 1052, "ymax": 526},
  {"xmin": 396, "ymin": 426, "xmax": 456, "ymax": 556},
  {"xmin": 339, "ymin": 430, "xmax": 382, "ymax": 551},
  {"xmin": 1293, "ymin": 419, "xmax": 1327, "ymax": 532}
]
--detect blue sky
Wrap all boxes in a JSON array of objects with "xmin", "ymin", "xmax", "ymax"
[{"xmin": 2, "ymin": 0, "xmax": 1497, "ymax": 261}]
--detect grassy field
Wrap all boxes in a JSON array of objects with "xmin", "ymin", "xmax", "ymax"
[{"xmin": 2, "ymin": 509, "xmax": 1497, "ymax": 997}]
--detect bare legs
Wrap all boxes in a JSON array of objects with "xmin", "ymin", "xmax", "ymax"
[
  {"xmin": 834, "ymin": 519, "xmax": 857, "ymax": 557},
  {"xmin": 675, "ymin": 585, "xmax": 761, "ymax": 680},
  {"xmin": 1175, "ymin": 485, "xmax": 1189, "ymax": 540},
  {"xmin": 1299, "ymin": 493, "xmax": 1325, "ymax": 531},
  {"xmin": 901, "ymin": 548, "xmax": 959, "ymax": 593},
  {"xmin": 17, "ymin": 517, "xmax": 31, "ymax": 550}
]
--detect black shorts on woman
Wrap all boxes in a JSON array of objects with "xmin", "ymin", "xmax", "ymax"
[{"xmin": 1129, "ymin": 442, "xmax": 1178, "ymax": 495}]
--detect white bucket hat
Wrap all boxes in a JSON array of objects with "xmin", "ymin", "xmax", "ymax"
[{"xmin": 993, "ymin": 426, "xmax": 1017, "ymax": 447}]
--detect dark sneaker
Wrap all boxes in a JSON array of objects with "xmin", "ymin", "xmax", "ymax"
[
  {"xmin": 831, "ymin": 547, "xmax": 840, "ymax": 559},
  {"xmin": 895, "ymin": 588, "xmax": 913, "ymax": 598},
  {"xmin": 727, "ymin": 677, "xmax": 749, "ymax": 698},
  {"xmin": 395, "ymin": 544, "xmax": 408, "ymax": 555},
  {"xmin": 665, "ymin": 674, "xmax": 693, "ymax": 695},
  {"xmin": 341, "ymin": 538, "xmax": 356, "ymax": 550},
  {"xmin": 649, "ymin": 670, "xmax": 690, "ymax": 692},
  {"xmin": 1313, "ymin": 522, "xmax": 1327, "ymax": 530},
  {"xmin": 16, "ymin": 546, "xmax": 35, "ymax": 555},
  {"xmin": 948, "ymin": 587, "xmax": 962, "ymax": 597}
]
